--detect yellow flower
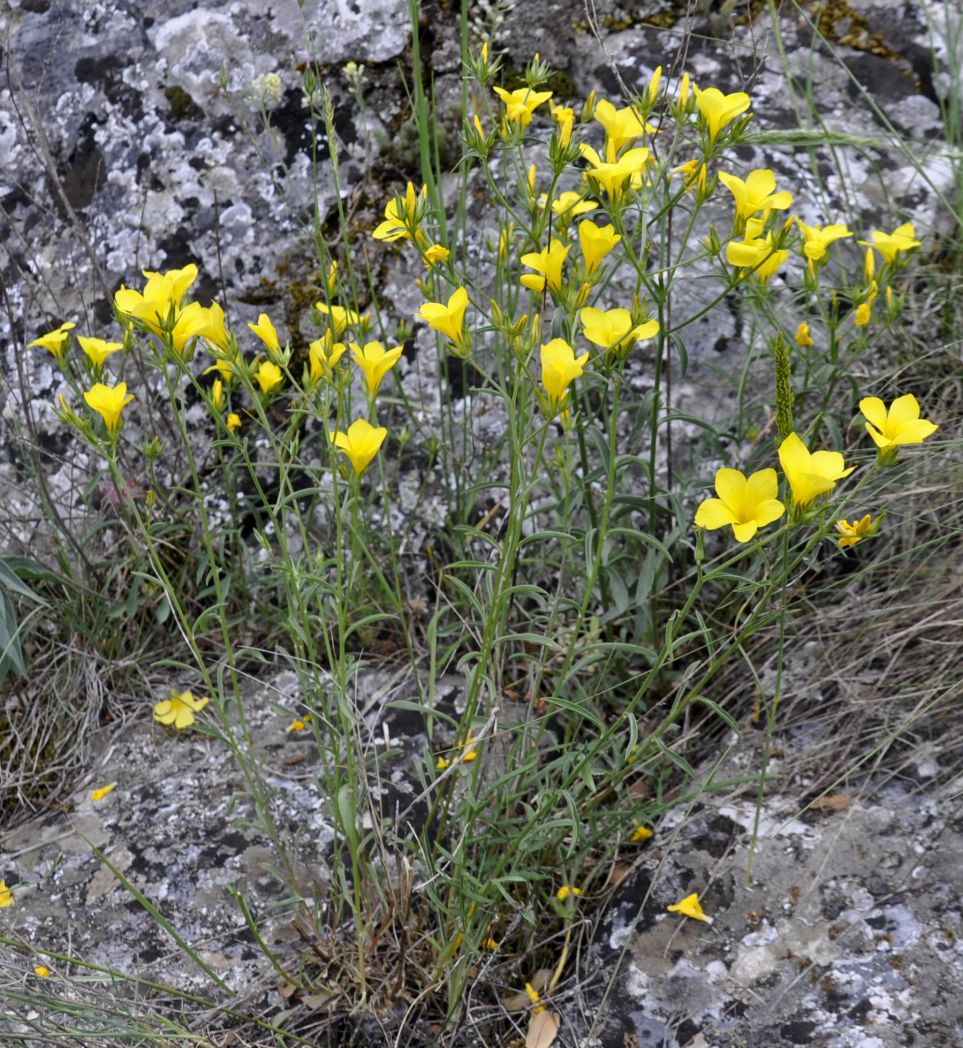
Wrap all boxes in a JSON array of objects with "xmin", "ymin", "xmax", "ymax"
[
  {"xmin": 153, "ymin": 689, "xmax": 209, "ymax": 730},
  {"xmin": 717, "ymin": 169, "xmax": 792, "ymax": 221},
  {"xmin": 248, "ymin": 312, "xmax": 280, "ymax": 353},
  {"xmin": 579, "ymin": 144, "xmax": 650, "ymax": 197},
  {"xmin": 352, "ymin": 341, "xmax": 404, "ymax": 396},
  {"xmin": 114, "ymin": 264, "xmax": 199, "ymax": 340},
  {"xmin": 287, "ymin": 714, "xmax": 311, "ymax": 732},
  {"xmin": 211, "ymin": 378, "xmax": 224, "ymax": 410},
  {"xmin": 555, "ymin": 884, "xmax": 582, "ymax": 902},
  {"xmin": 520, "ymin": 238, "xmax": 570, "ymax": 293},
  {"xmin": 674, "ymin": 158, "xmax": 708, "ymax": 196},
  {"xmin": 836, "ymin": 514, "xmax": 875, "ymax": 548},
  {"xmin": 593, "ymin": 98, "xmax": 655, "ymax": 160},
  {"xmin": 372, "ymin": 197, "xmax": 407, "ymax": 242},
  {"xmin": 83, "ymin": 381, "xmax": 135, "ymax": 435},
  {"xmin": 551, "ymin": 102, "xmax": 575, "ymax": 147},
  {"xmin": 694, "ymin": 467, "xmax": 785, "ymax": 542},
  {"xmin": 796, "ymin": 220, "xmax": 852, "ymax": 263},
  {"xmin": 525, "ymin": 982, "xmax": 546, "ymax": 1013},
  {"xmin": 578, "ymin": 220, "xmax": 621, "ymax": 273},
  {"xmin": 330, "ymin": 418, "xmax": 388, "ymax": 476},
  {"xmin": 416, "ymin": 286, "xmax": 470, "ymax": 344},
  {"xmin": 778, "ymin": 432, "xmax": 855, "ymax": 507},
  {"xmin": 308, "ymin": 335, "xmax": 348, "ymax": 381},
  {"xmin": 859, "ymin": 221, "xmax": 921, "ymax": 263},
  {"xmin": 630, "ymin": 825, "xmax": 653, "ymax": 843},
  {"xmin": 316, "ymin": 301, "xmax": 365, "ymax": 337},
  {"xmin": 726, "ymin": 220, "xmax": 790, "ymax": 284},
  {"xmin": 423, "ymin": 243, "xmax": 450, "ymax": 268},
  {"xmin": 580, "ymin": 307, "xmax": 659, "ymax": 352},
  {"xmin": 91, "ymin": 782, "xmax": 117, "ymax": 801},
  {"xmin": 667, "ymin": 892, "xmax": 712, "ymax": 924},
  {"xmin": 693, "ymin": 86, "xmax": 751, "ymax": 142},
  {"xmin": 226, "ymin": 412, "xmax": 242, "ymax": 432},
  {"xmin": 795, "ymin": 322, "xmax": 814, "ymax": 347},
  {"xmin": 34, "ymin": 966, "xmax": 50, "ymax": 978},
  {"xmin": 168, "ymin": 300, "xmax": 211, "ymax": 355},
  {"xmin": 648, "ymin": 65, "xmax": 662, "ymax": 102},
  {"xmin": 860, "ymin": 394, "xmax": 937, "ymax": 451},
  {"xmin": 255, "ymin": 359, "xmax": 284, "ymax": 394},
  {"xmin": 0, "ymin": 881, "xmax": 13, "ymax": 908},
  {"xmin": 492, "ymin": 85, "xmax": 552, "ymax": 127},
  {"xmin": 541, "ymin": 338, "xmax": 588, "ymax": 409},
  {"xmin": 482, "ymin": 937, "xmax": 500, "ymax": 950},
  {"xmin": 854, "ymin": 301, "xmax": 872, "ymax": 327},
  {"xmin": 435, "ymin": 755, "xmax": 450, "ymax": 770},
  {"xmin": 198, "ymin": 301, "xmax": 230, "ymax": 352},
  {"xmin": 29, "ymin": 321, "xmax": 76, "ymax": 362},
  {"xmin": 544, "ymin": 192, "xmax": 597, "ymax": 223},
  {"xmin": 77, "ymin": 336, "xmax": 124, "ymax": 369}
]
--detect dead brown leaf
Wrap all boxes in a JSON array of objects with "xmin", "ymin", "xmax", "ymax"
[
  {"xmin": 810, "ymin": 793, "xmax": 850, "ymax": 811},
  {"xmin": 526, "ymin": 1009, "xmax": 559, "ymax": 1048}
]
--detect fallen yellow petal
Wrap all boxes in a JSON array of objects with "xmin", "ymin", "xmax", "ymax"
[{"xmin": 667, "ymin": 891, "xmax": 713, "ymax": 924}]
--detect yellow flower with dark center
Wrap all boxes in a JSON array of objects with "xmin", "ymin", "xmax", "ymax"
[
  {"xmin": 520, "ymin": 238, "xmax": 570, "ymax": 293},
  {"xmin": 91, "ymin": 782, "xmax": 117, "ymax": 801},
  {"xmin": 581, "ymin": 307, "xmax": 658, "ymax": 352},
  {"xmin": 797, "ymin": 220, "xmax": 852, "ymax": 263},
  {"xmin": 694, "ymin": 467, "xmax": 785, "ymax": 542},
  {"xmin": 255, "ymin": 359, "xmax": 283, "ymax": 395},
  {"xmin": 836, "ymin": 514, "xmax": 875, "ymax": 548},
  {"xmin": 859, "ymin": 221, "xmax": 921, "ymax": 263},
  {"xmin": 718, "ymin": 169, "xmax": 792, "ymax": 221},
  {"xmin": 77, "ymin": 336, "xmax": 124, "ymax": 369},
  {"xmin": 308, "ymin": 335, "xmax": 348, "ymax": 381},
  {"xmin": 778, "ymin": 432, "xmax": 855, "ymax": 507},
  {"xmin": 859, "ymin": 394, "xmax": 937, "ymax": 451},
  {"xmin": 248, "ymin": 312, "xmax": 280, "ymax": 353},
  {"xmin": 83, "ymin": 381, "xmax": 134, "ymax": 435},
  {"xmin": 352, "ymin": 341, "xmax": 404, "ymax": 396},
  {"xmin": 416, "ymin": 286, "xmax": 470, "ymax": 344},
  {"xmin": 593, "ymin": 98, "xmax": 655, "ymax": 160},
  {"xmin": 492, "ymin": 85, "xmax": 552, "ymax": 127},
  {"xmin": 795, "ymin": 322, "xmax": 814, "ymax": 347},
  {"xmin": 579, "ymin": 144, "xmax": 650, "ymax": 197},
  {"xmin": 540, "ymin": 338, "xmax": 589, "ymax": 409},
  {"xmin": 330, "ymin": 418, "xmax": 388, "ymax": 476},
  {"xmin": 578, "ymin": 220, "xmax": 621, "ymax": 273},
  {"xmin": 667, "ymin": 892, "xmax": 712, "ymax": 923},
  {"xmin": 0, "ymin": 881, "xmax": 13, "ymax": 908},
  {"xmin": 29, "ymin": 321, "xmax": 76, "ymax": 362},
  {"xmin": 693, "ymin": 86, "xmax": 751, "ymax": 142},
  {"xmin": 315, "ymin": 301, "xmax": 365, "ymax": 337},
  {"xmin": 153, "ymin": 690, "xmax": 209, "ymax": 730}
]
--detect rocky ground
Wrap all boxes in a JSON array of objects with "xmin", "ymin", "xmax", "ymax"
[{"xmin": 2, "ymin": 0, "xmax": 962, "ymax": 1045}]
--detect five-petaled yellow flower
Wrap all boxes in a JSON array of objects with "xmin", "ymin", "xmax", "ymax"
[
  {"xmin": 114, "ymin": 264, "xmax": 199, "ymax": 347},
  {"xmin": 29, "ymin": 321, "xmax": 76, "ymax": 363},
  {"xmin": 541, "ymin": 338, "xmax": 589, "ymax": 409},
  {"xmin": 520, "ymin": 238, "xmax": 570, "ymax": 293},
  {"xmin": 493, "ymin": 85, "xmax": 552, "ymax": 127},
  {"xmin": 778, "ymin": 432, "xmax": 855, "ymax": 507},
  {"xmin": 859, "ymin": 394, "xmax": 937, "ymax": 453},
  {"xmin": 593, "ymin": 98, "xmax": 655, "ymax": 160},
  {"xmin": 416, "ymin": 286, "xmax": 470, "ymax": 345},
  {"xmin": 797, "ymin": 220, "xmax": 852, "ymax": 264},
  {"xmin": 579, "ymin": 144, "xmax": 650, "ymax": 198},
  {"xmin": 84, "ymin": 381, "xmax": 135, "ymax": 435},
  {"xmin": 667, "ymin": 892, "xmax": 712, "ymax": 924},
  {"xmin": 352, "ymin": 341, "xmax": 404, "ymax": 396},
  {"xmin": 693, "ymin": 86, "xmax": 751, "ymax": 142},
  {"xmin": 372, "ymin": 182, "xmax": 423, "ymax": 242},
  {"xmin": 694, "ymin": 467, "xmax": 785, "ymax": 542},
  {"xmin": 91, "ymin": 782, "xmax": 117, "ymax": 801},
  {"xmin": 0, "ymin": 881, "xmax": 13, "ymax": 908},
  {"xmin": 255, "ymin": 360, "xmax": 284, "ymax": 395},
  {"xmin": 726, "ymin": 218, "xmax": 790, "ymax": 284},
  {"xmin": 718, "ymin": 169, "xmax": 792, "ymax": 221},
  {"xmin": 77, "ymin": 336, "xmax": 124, "ymax": 370},
  {"xmin": 330, "ymin": 418, "xmax": 388, "ymax": 477},
  {"xmin": 859, "ymin": 221, "xmax": 921, "ymax": 264},
  {"xmin": 545, "ymin": 191, "xmax": 597, "ymax": 223},
  {"xmin": 578, "ymin": 220, "xmax": 621, "ymax": 273},
  {"xmin": 153, "ymin": 689, "xmax": 209, "ymax": 730},
  {"xmin": 248, "ymin": 313, "xmax": 280, "ymax": 353},
  {"xmin": 836, "ymin": 514, "xmax": 875, "ymax": 548},
  {"xmin": 581, "ymin": 307, "xmax": 659, "ymax": 353}
]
